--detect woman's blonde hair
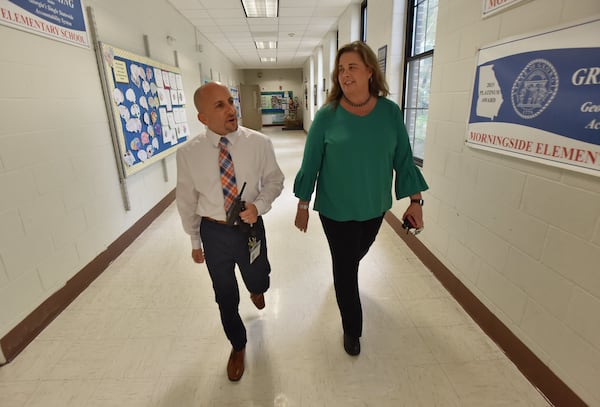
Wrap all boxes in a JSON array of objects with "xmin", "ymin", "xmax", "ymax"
[{"xmin": 325, "ymin": 41, "xmax": 389, "ymax": 107}]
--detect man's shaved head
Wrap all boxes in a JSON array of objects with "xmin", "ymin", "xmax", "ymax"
[
  {"xmin": 193, "ymin": 82, "xmax": 238, "ymax": 135},
  {"xmin": 194, "ymin": 82, "xmax": 228, "ymax": 114}
]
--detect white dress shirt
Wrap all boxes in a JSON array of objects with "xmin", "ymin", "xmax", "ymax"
[{"xmin": 176, "ymin": 126, "xmax": 285, "ymax": 249}]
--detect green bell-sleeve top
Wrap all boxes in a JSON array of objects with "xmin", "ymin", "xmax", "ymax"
[{"xmin": 294, "ymin": 97, "xmax": 428, "ymax": 222}]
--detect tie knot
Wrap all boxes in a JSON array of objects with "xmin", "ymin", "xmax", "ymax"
[{"xmin": 219, "ymin": 137, "xmax": 229, "ymax": 147}]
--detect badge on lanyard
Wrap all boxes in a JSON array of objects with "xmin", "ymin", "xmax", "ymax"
[
  {"xmin": 247, "ymin": 225, "xmax": 261, "ymax": 263},
  {"xmin": 248, "ymin": 237, "xmax": 261, "ymax": 263}
]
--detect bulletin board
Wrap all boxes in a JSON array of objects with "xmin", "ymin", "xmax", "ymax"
[
  {"xmin": 99, "ymin": 42, "xmax": 190, "ymax": 177},
  {"xmin": 261, "ymin": 91, "xmax": 293, "ymax": 125}
]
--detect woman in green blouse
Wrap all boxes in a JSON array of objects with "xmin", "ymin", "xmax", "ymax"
[{"xmin": 294, "ymin": 41, "xmax": 428, "ymax": 356}]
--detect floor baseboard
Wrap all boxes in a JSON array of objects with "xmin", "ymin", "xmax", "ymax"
[
  {"xmin": 384, "ymin": 211, "xmax": 585, "ymax": 407},
  {"xmin": 0, "ymin": 190, "xmax": 176, "ymax": 365}
]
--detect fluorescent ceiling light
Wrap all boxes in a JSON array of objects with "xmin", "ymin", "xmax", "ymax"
[
  {"xmin": 241, "ymin": 0, "xmax": 278, "ymax": 18},
  {"xmin": 261, "ymin": 57, "xmax": 276, "ymax": 62},
  {"xmin": 255, "ymin": 41, "xmax": 277, "ymax": 49}
]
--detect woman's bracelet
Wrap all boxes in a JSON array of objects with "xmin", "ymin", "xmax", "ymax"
[{"xmin": 298, "ymin": 204, "xmax": 309, "ymax": 210}]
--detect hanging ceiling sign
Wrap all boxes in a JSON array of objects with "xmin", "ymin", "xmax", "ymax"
[
  {"xmin": 466, "ymin": 17, "xmax": 600, "ymax": 177},
  {"xmin": 0, "ymin": 0, "xmax": 89, "ymax": 48}
]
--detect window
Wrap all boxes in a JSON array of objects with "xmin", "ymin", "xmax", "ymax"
[
  {"xmin": 403, "ymin": 0, "xmax": 438, "ymax": 165},
  {"xmin": 360, "ymin": 1, "xmax": 367, "ymax": 42}
]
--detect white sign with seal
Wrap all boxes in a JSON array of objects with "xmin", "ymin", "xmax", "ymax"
[{"xmin": 466, "ymin": 17, "xmax": 600, "ymax": 177}]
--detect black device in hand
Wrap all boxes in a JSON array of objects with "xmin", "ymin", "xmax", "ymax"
[
  {"xmin": 402, "ymin": 215, "xmax": 415, "ymax": 231},
  {"xmin": 402, "ymin": 214, "xmax": 422, "ymax": 235},
  {"xmin": 225, "ymin": 182, "xmax": 247, "ymax": 226}
]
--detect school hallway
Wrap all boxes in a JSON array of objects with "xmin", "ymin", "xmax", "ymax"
[{"xmin": 0, "ymin": 127, "xmax": 551, "ymax": 407}]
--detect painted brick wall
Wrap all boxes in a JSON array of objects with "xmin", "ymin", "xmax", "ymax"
[
  {"xmin": 388, "ymin": 0, "xmax": 600, "ymax": 405},
  {"xmin": 0, "ymin": 0, "xmax": 241, "ymax": 349}
]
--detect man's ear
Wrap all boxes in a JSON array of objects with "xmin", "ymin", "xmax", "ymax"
[{"xmin": 197, "ymin": 112, "xmax": 207, "ymax": 125}]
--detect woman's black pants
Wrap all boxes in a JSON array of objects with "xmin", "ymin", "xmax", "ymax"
[{"xmin": 319, "ymin": 214, "xmax": 384, "ymax": 338}]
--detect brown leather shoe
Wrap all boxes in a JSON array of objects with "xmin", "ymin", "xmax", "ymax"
[
  {"xmin": 227, "ymin": 348, "xmax": 245, "ymax": 381},
  {"xmin": 250, "ymin": 293, "xmax": 265, "ymax": 310}
]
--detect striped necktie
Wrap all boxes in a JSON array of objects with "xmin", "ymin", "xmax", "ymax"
[{"xmin": 218, "ymin": 137, "xmax": 238, "ymax": 211}]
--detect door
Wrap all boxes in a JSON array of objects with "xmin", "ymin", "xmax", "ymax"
[{"xmin": 240, "ymin": 84, "xmax": 262, "ymax": 131}]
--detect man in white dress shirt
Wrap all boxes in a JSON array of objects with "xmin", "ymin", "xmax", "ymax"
[{"xmin": 176, "ymin": 82, "xmax": 284, "ymax": 381}]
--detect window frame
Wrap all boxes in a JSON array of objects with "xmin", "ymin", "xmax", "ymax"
[
  {"xmin": 360, "ymin": 0, "xmax": 367, "ymax": 42},
  {"xmin": 402, "ymin": 0, "xmax": 437, "ymax": 167}
]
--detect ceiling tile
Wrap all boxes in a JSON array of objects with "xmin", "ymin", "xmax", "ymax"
[
  {"xmin": 279, "ymin": 7, "xmax": 314, "ymax": 17},
  {"xmin": 199, "ymin": 0, "xmax": 240, "ymax": 8},
  {"xmin": 179, "ymin": 9, "xmax": 211, "ymax": 18},
  {"xmin": 168, "ymin": 0, "xmax": 205, "ymax": 9}
]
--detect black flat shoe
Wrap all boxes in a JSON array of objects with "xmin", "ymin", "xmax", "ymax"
[{"xmin": 343, "ymin": 333, "xmax": 360, "ymax": 356}]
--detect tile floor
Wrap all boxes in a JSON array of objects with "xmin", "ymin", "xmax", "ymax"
[{"xmin": 0, "ymin": 127, "xmax": 552, "ymax": 406}]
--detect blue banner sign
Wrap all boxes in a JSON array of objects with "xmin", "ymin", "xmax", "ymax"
[{"xmin": 0, "ymin": 0, "xmax": 89, "ymax": 47}]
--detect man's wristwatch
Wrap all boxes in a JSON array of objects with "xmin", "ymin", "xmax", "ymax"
[
  {"xmin": 410, "ymin": 199, "xmax": 424, "ymax": 206},
  {"xmin": 298, "ymin": 204, "xmax": 309, "ymax": 210}
]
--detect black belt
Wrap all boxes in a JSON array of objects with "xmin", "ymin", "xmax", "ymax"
[{"xmin": 202, "ymin": 216, "xmax": 229, "ymax": 225}]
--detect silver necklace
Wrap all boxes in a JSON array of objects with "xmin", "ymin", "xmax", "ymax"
[{"xmin": 343, "ymin": 94, "xmax": 371, "ymax": 108}]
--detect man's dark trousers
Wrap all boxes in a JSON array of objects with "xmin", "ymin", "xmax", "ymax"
[{"xmin": 200, "ymin": 216, "xmax": 270, "ymax": 351}]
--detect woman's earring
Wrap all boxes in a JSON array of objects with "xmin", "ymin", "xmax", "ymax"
[{"xmin": 369, "ymin": 77, "xmax": 373, "ymax": 83}]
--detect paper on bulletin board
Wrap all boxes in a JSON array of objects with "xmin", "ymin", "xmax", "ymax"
[
  {"xmin": 100, "ymin": 42, "xmax": 190, "ymax": 177},
  {"xmin": 230, "ymin": 87, "xmax": 241, "ymax": 119}
]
